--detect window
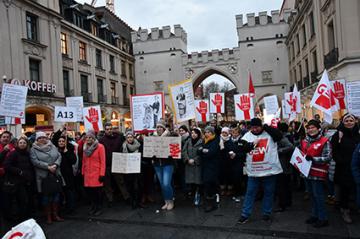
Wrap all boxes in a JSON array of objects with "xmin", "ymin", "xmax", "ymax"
[
  {"xmin": 130, "ymin": 86, "xmax": 134, "ymax": 96},
  {"xmin": 79, "ymin": 41, "xmax": 86, "ymax": 61},
  {"xmin": 121, "ymin": 60, "xmax": 126, "ymax": 76},
  {"xmin": 296, "ymin": 34, "xmax": 300, "ymax": 54},
  {"xmin": 302, "ymin": 25, "xmax": 307, "ymax": 47},
  {"xmin": 91, "ymin": 23, "xmax": 98, "ymax": 36},
  {"xmin": 327, "ymin": 20, "xmax": 335, "ymax": 52},
  {"xmin": 80, "ymin": 75, "xmax": 88, "ymax": 95},
  {"xmin": 96, "ymin": 49, "xmax": 102, "ymax": 68},
  {"xmin": 299, "ymin": 64, "xmax": 302, "ymax": 79},
  {"xmin": 129, "ymin": 64, "xmax": 133, "ymax": 79},
  {"xmin": 261, "ymin": 71, "xmax": 273, "ymax": 83},
  {"xmin": 29, "ymin": 59, "xmax": 40, "ymax": 82},
  {"xmin": 109, "ymin": 55, "xmax": 115, "ymax": 72},
  {"xmin": 73, "ymin": 13, "xmax": 83, "ymax": 28},
  {"xmin": 26, "ymin": 13, "xmax": 38, "ymax": 41},
  {"xmin": 294, "ymin": 68, "xmax": 297, "ymax": 82},
  {"xmin": 61, "ymin": 33, "xmax": 68, "ymax": 55},
  {"xmin": 305, "ymin": 58, "xmax": 309, "ymax": 77},
  {"xmin": 110, "ymin": 82, "xmax": 116, "ymax": 98},
  {"xmin": 122, "ymin": 84, "xmax": 127, "ymax": 105},
  {"xmin": 63, "ymin": 70, "xmax": 70, "ymax": 96},
  {"xmin": 291, "ymin": 42, "xmax": 295, "ymax": 59},
  {"xmin": 97, "ymin": 79, "xmax": 104, "ymax": 102},
  {"xmin": 312, "ymin": 50, "xmax": 318, "ymax": 74},
  {"xmin": 309, "ymin": 12, "xmax": 315, "ymax": 37}
]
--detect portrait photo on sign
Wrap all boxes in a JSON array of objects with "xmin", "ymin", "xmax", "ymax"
[
  {"xmin": 130, "ymin": 92, "xmax": 165, "ymax": 133},
  {"xmin": 169, "ymin": 79, "xmax": 195, "ymax": 123}
]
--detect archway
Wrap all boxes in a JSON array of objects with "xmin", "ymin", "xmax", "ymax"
[{"xmin": 24, "ymin": 105, "xmax": 53, "ymax": 132}]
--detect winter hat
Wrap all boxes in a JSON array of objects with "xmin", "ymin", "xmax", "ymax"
[
  {"xmin": 306, "ymin": 119, "xmax": 321, "ymax": 129},
  {"xmin": 204, "ymin": 126, "xmax": 215, "ymax": 134},
  {"xmin": 125, "ymin": 130, "xmax": 134, "ymax": 137},
  {"xmin": 342, "ymin": 113, "xmax": 356, "ymax": 123},
  {"xmin": 35, "ymin": 131, "xmax": 47, "ymax": 141},
  {"xmin": 221, "ymin": 127, "xmax": 230, "ymax": 134},
  {"xmin": 179, "ymin": 125, "xmax": 189, "ymax": 132},
  {"xmin": 156, "ymin": 120, "xmax": 166, "ymax": 129},
  {"xmin": 85, "ymin": 130, "xmax": 96, "ymax": 139},
  {"xmin": 277, "ymin": 122, "xmax": 289, "ymax": 133},
  {"xmin": 250, "ymin": 118, "xmax": 262, "ymax": 127}
]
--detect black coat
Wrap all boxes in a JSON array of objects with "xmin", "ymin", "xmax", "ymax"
[
  {"xmin": 4, "ymin": 148, "xmax": 34, "ymax": 185},
  {"xmin": 200, "ymin": 136, "xmax": 220, "ymax": 184},
  {"xmin": 60, "ymin": 149, "xmax": 77, "ymax": 188},
  {"xmin": 331, "ymin": 124, "xmax": 360, "ymax": 184}
]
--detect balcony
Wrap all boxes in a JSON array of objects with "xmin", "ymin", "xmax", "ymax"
[
  {"xmin": 324, "ymin": 48, "xmax": 338, "ymax": 69},
  {"xmin": 98, "ymin": 94, "xmax": 107, "ymax": 103},
  {"xmin": 303, "ymin": 76, "xmax": 310, "ymax": 88},
  {"xmin": 111, "ymin": 96, "xmax": 119, "ymax": 105},
  {"xmin": 83, "ymin": 93, "xmax": 92, "ymax": 102}
]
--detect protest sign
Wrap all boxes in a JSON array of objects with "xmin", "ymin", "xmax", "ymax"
[
  {"xmin": 0, "ymin": 83, "xmax": 27, "ymax": 118},
  {"xmin": 347, "ymin": 81, "xmax": 360, "ymax": 117},
  {"xmin": 195, "ymin": 99, "xmax": 210, "ymax": 122},
  {"xmin": 143, "ymin": 136, "xmax": 181, "ymax": 159},
  {"xmin": 111, "ymin": 153, "xmax": 141, "ymax": 174},
  {"xmin": 2, "ymin": 219, "xmax": 46, "ymax": 239},
  {"xmin": 290, "ymin": 147, "xmax": 312, "ymax": 177},
  {"xmin": 66, "ymin": 96, "xmax": 84, "ymax": 121},
  {"xmin": 209, "ymin": 93, "xmax": 225, "ymax": 113},
  {"xmin": 264, "ymin": 95, "xmax": 279, "ymax": 115},
  {"xmin": 83, "ymin": 105, "xmax": 103, "ymax": 132},
  {"xmin": 54, "ymin": 106, "xmax": 77, "ymax": 122},
  {"xmin": 234, "ymin": 94, "xmax": 254, "ymax": 121},
  {"xmin": 169, "ymin": 79, "xmax": 196, "ymax": 123}
]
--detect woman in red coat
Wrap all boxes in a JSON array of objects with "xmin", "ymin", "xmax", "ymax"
[{"xmin": 82, "ymin": 130, "xmax": 106, "ymax": 216}]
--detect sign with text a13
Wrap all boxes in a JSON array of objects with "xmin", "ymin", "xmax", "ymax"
[{"xmin": 54, "ymin": 106, "xmax": 77, "ymax": 122}]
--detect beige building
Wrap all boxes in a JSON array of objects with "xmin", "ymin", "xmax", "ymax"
[
  {"xmin": 0, "ymin": 0, "xmax": 135, "ymax": 133},
  {"xmin": 285, "ymin": 0, "xmax": 360, "ymax": 120}
]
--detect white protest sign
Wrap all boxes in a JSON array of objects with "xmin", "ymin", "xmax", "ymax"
[
  {"xmin": 347, "ymin": 81, "xmax": 360, "ymax": 117},
  {"xmin": 290, "ymin": 147, "xmax": 312, "ymax": 177},
  {"xmin": 195, "ymin": 99, "xmax": 210, "ymax": 122},
  {"xmin": 332, "ymin": 79, "xmax": 346, "ymax": 110},
  {"xmin": 66, "ymin": 96, "xmax": 84, "ymax": 121},
  {"xmin": 264, "ymin": 108, "xmax": 281, "ymax": 128},
  {"xmin": 234, "ymin": 93, "xmax": 254, "ymax": 121},
  {"xmin": 5, "ymin": 116, "xmax": 25, "ymax": 125},
  {"xmin": 54, "ymin": 106, "xmax": 77, "ymax": 122},
  {"xmin": 2, "ymin": 219, "xmax": 46, "ymax": 239},
  {"xmin": 111, "ymin": 153, "xmax": 141, "ymax": 174},
  {"xmin": 169, "ymin": 79, "xmax": 196, "ymax": 123},
  {"xmin": 83, "ymin": 105, "xmax": 103, "ymax": 132},
  {"xmin": 264, "ymin": 95, "xmax": 279, "ymax": 115},
  {"xmin": 209, "ymin": 93, "xmax": 225, "ymax": 113},
  {"xmin": 143, "ymin": 136, "xmax": 181, "ymax": 159},
  {"xmin": 0, "ymin": 83, "xmax": 28, "ymax": 118}
]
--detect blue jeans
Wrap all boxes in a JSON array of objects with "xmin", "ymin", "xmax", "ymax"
[
  {"xmin": 154, "ymin": 165, "xmax": 174, "ymax": 201},
  {"xmin": 306, "ymin": 179, "xmax": 327, "ymax": 220},
  {"xmin": 241, "ymin": 175, "xmax": 277, "ymax": 218},
  {"xmin": 356, "ymin": 184, "xmax": 360, "ymax": 208}
]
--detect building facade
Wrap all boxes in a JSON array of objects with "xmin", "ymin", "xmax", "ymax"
[
  {"xmin": 0, "ymin": 0, "xmax": 135, "ymax": 134},
  {"xmin": 285, "ymin": 0, "xmax": 360, "ymax": 119}
]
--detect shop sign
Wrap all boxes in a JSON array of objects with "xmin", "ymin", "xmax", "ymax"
[{"xmin": 10, "ymin": 79, "xmax": 56, "ymax": 93}]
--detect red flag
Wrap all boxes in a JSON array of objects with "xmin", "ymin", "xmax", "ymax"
[{"xmin": 248, "ymin": 72, "xmax": 255, "ymax": 98}]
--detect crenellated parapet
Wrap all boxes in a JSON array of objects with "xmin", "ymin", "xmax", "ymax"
[
  {"xmin": 131, "ymin": 24, "xmax": 187, "ymax": 44},
  {"xmin": 182, "ymin": 47, "xmax": 240, "ymax": 66},
  {"xmin": 236, "ymin": 10, "xmax": 289, "ymax": 29}
]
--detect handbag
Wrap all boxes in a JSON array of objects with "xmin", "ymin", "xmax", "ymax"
[{"xmin": 41, "ymin": 173, "xmax": 62, "ymax": 195}]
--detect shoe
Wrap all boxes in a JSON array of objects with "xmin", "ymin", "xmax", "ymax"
[
  {"xmin": 194, "ymin": 192, "xmax": 200, "ymax": 206},
  {"xmin": 341, "ymin": 208, "xmax": 352, "ymax": 224},
  {"xmin": 166, "ymin": 200, "xmax": 174, "ymax": 210},
  {"xmin": 305, "ymin": 216, "xmax": 318, "ymax": 224},
  {"xmin": 313, "ymin": 220, "xmax": 329, "ymax": 228},
  {"xmin": 93, "ymin": 209, "xmax": 103, "ymax": 217},
  {"xmin": 262, "ymin": 215, "xmax": 271, "ymax": 221},
  {"xmin": 215, "ymin": 193, "xmax": 220, "ymax": 204},
  {"xmin": 274, "ymin": 207, "xmax": 285, "ymax": 213},
  {"xmin": 161, "ymin": 201, "xmax": 168, "ymax": 210},
  {"xmin": 52, "ymin": 204, "xmax": 64, "ymax": 222},
  {"xmin": 237, "ymin": 216, "xmax": 249, "ymax": 224}
]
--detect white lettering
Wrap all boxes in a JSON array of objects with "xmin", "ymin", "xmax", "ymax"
[{"xmin": 12, "ymin": 80, "xmax": 56, "ymax": 93}]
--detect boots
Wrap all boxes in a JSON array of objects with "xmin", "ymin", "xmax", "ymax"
[
  {"xmin": 52, "ymin": 203, "xmax": 64, "ymax": 222},
  {"xmin": 341, "ymin": 208, "xmax": 352, "ymax": 224},
  {"xmin": 44, "ymin": 205, "xmax": 52, "ymax": 225},
  {"xmin": 166, "ymin": 200, "xmax": 174, "ymax": 210}
]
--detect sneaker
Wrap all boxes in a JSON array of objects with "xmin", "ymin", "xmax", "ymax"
[
  {"xmin": 305, "ymin": 216, "xmax": 318, "ymax": 224},
  {"xmin": 313, "ymin": 220, "xmax": 329, "ymax": 228},
  {"xmin": 93, "ymin": 209, "xmax": 103, "ymax": 217},
  {"xmin": 262, "ymin": 215, "xmax": 271, "ymax": 221},
  {"xmin": 167, "ymin": 200, "xmax": 174, "ymax": 210},
  {"xmin": 215, "ymin": 194, "xmax": 220, "ymax": 204},
  {"xmin": 341, "ymin": 208, "xmax": 352, "ymax": 224},
  {"xmin": 161, "ymin": 202, "xmax": 168, "ymax": 210},
  {"xmin": 194, "ymin": 192, "xmax": 200, "ymax": 206},
  {"xmin": 234, "ymin": 197, "xmax": 241, "ymax": 203},
  {"xmin": 237, "ymin": 216, "xmax": 249, "ymax": 224}
]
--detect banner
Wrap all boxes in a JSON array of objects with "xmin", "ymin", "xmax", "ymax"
[
  {"xmin": 54, "ymin": 106, "xmax": 77, "ymax": 122},
  {"xmin": 263, "ymin": 95, "xmax": 279, "ymax": 115},
  {"xmin": 169, "ymin": 79, "xmax": 196, "ymax": 122},
  {"xmin": 0, "ymin": 83, "xmax": 28, "ymax": 118},
  {"xmin": 2, "ymin": 219, "xmax": 46, "ymax": 239},
  {"xmin": 331, "ymin": 79, "xmax": 347, "ymax": 110},
  {"xmin": 83, "ymin": 105, "xmax": 103, "ymax": 132},
  {"xmin": 264, "ymin": 108, "xmax": 281, "ymax": 128},
  {"xmin": 195, "ymin": 99, "xmax": 210, "ymax": 122},
  {"xmin": 130, "ymin": 92, "xmax": 164, "ymax": 133},
  {"xmin": 234, "ymin": 94, "xmax": 254, "ymax": 121},
  {"xmin": 143, "ymin": 136, "xmax": 181, "ymax": 159},
  {"xmin": 346, "ymin": 81, "xmax": 360, "ymax": 117},
  {"xmin": 209, "ymin": 93, "xmax": 225, "ymax": 113},
  {"xmin": 290, "ymin": 147, "xmax": 312, "ymax": 177},
  {"xmin": 111, "ymin": 153, "xmax": 141, "ymax": 174},
  {"xmin": 66, "ymin": 96, "xmax": 84, "ymax": 122}
]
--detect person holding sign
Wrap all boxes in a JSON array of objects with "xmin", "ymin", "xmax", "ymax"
[
  {"xmin": 152, "ymin": 120, "xmax": 175, "ymax": 210},
  {"xmin": 301, "ymin": 120, "xmax": 331, "ymax": 228},
  {"xmin": 122, "ymin": 131, "xmax": 144, "ymax": 209},
  {"xmin": 82, "ymin": 130, "xmax": 106, "ymax": 216}
]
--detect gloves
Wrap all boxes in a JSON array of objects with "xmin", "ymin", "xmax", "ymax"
[
  {"xmin": 306, "ymin": 155, "xmax": 313, "ymax": 161},
  {"xmin": 98, "ymin": 176, "xmax": 105, "ymax": 183},
  {"xmin": 202, "ymin": 148, "xmax": 209, "ymax": 153}
]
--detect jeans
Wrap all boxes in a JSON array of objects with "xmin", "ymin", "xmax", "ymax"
[
  {"xmin": 42, "ymin": 193, "xmax": 60, "ymax": 206},
  {"xmin": 305, "ymin": 179, "xmax": 327, "ymax": 220},
  {"xmin": 241, "ymin": 175, "xmax": 277, "ymax": 218},
  {"xmin": 356, "ymin": 184, "xmax": 360, "ymax": 208},
  {"xmin": 154, "ymin": 165, "xmax": 174, "ymax": 201}
]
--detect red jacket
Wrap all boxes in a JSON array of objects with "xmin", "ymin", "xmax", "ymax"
[
  {"xmin": 301, "ymin": 136, "xmax": 329, "ymax": 179},
  {"xmin": 82, "ymin": 143, "xmax": 106, "ymax": 187},
  {"xmin": 0, "ymin": 143, "xmax": 15, "ymax": 176}
]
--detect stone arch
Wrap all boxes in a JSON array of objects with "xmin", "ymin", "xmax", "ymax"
[
  {"xmin": 25, "ymin": 104, "xmax": 54, "ymax": 127},
  {"xmin": 192, "ymin": 66, "xmax": 238, "ymax": 90}
]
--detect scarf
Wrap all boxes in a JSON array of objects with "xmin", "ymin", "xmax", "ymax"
[
  {"xmin": 84, "ymin": 140, "xmax": 99, "ymax": 157},
  {"xmin": 33, "ymin": 141, "xmax": 53, "ymax": 153},
  {"xmin": 191, "ymin": 137, "xmax": 200, "ymax": 145},
  {"xmin": 122, "ymin": 139, "xmax": 141, "ymax": 153},
  {"xmin": 219, "ymin": 134, "xmax": 230, "ymax": 150},
  {"xmin": 204, "ymin": 134, "xmax": 215, "ymax": 144}
]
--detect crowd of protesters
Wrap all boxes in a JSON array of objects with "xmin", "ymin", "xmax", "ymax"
[{"xmin": 1, "ymin": 113, "xmax": 360, "ymax": 232}]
